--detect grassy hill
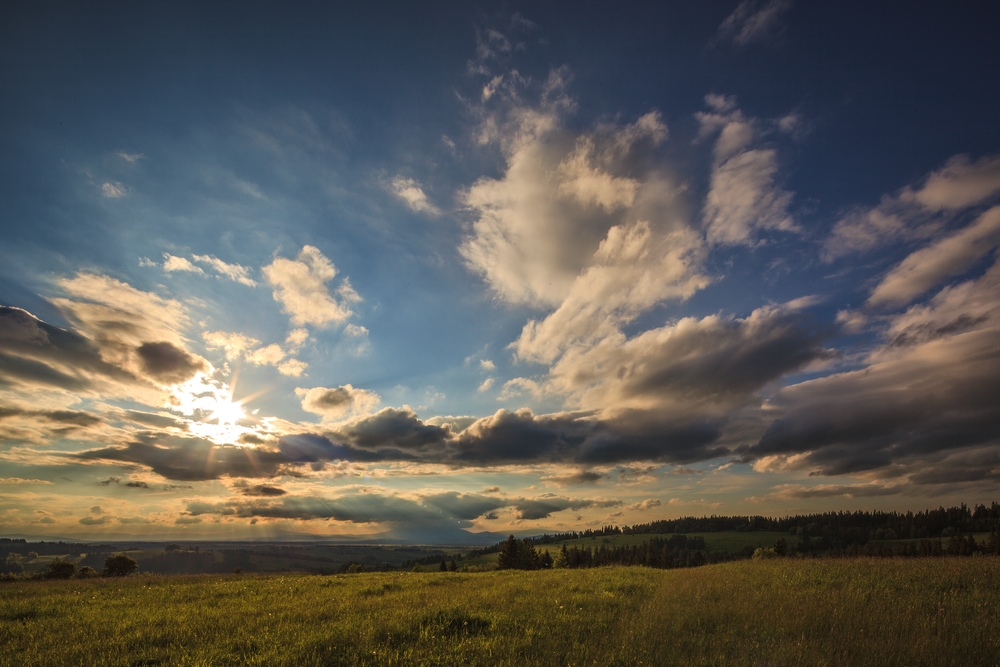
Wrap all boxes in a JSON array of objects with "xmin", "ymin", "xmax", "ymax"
[{"xmin": 2, "ymin": 558, "xmax": 997, "ymax": 666}]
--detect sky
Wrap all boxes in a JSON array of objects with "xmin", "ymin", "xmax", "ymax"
[{"xmin": 2, "ymin": 1, "xmax": 1000, "ymax": 543}]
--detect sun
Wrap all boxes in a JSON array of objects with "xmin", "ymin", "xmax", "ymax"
[{"xmin": 209, "ymin": 394, "xmax": 246, "ymax": 427}]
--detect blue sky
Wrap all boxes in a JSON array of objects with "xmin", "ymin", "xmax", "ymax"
[{"xmin": 2, "ymin": 1, "xmax": 999, "ymax": 542}]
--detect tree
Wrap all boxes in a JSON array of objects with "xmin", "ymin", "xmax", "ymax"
[
  {"xmin": 47, "ymin": 559, "xmax": 76, "ymax": 579},
  {"xmin": 774, "ymin": 538, "xmax": 788, "ymax": 557},
  {"xmin": 103, "ymin": 554, "xmax": 138, "ymax": 577},
  {"xmin": 497, "ymin": 535, "xmax": 541, "ymax": 570},
  {"xmin": 447, "ymin": 559, "xmax": 458, "ymax": 572},
  {"xmin": 439, "ymin": 560, "xmax": 448, "ymax": 572},
  {"xmin": 77, "ymin": 566, "xmax": 99, "ymax": 578},
  {"xmin": 554, "ymin": 544, "xmax": 569, "ymax": 568}
]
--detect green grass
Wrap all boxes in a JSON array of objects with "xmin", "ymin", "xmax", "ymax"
[{"xmin": 2, "ymin": 558, "xmax": 998, "ymax": 666}]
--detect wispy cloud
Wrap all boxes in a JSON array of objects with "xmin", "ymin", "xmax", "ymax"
[
  {"xmin": 388, "ymin": 176, "xmax": 441, "ymax": 215},
  {"xmin": 716, "ymin": 0, "xmax": 793, "ymax": 47}
]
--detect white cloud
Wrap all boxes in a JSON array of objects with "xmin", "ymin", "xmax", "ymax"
[
  {"xmin": 101, "ymin": 181, "xmax": 127, "ymax": 198},
  {"xmin": 285, "ymin": 328, "xmax": 309, "ymax": 352},
  {"xmin": 277, "ymin": 359, "xmax": 308, "ymax": 377},
  {"xmin": 626, "ymin": 498, "xmax": 661, "ymax": 511},
  {"xmin": 162, "ymin": 254, "xmax": 204, "ymax": 274},
  {"xmin": 389, "ymin": 176, "xmax": 441, "ymax": 215},
  {"xmin": 697, "ymin": 95, "xmax": 797, "ymax": 245},
  {"xmin": 498, "ymin": 377, "xmax": 544, "ymax": 401},
  {"xmin": 868, "ymin": 205, "xmax": 1000, "ymax": 308},
  {"xmin": 478, "ymin": 378, "xmax": 495, "ymax": 392},
  {"xmin": 459, "ymin": 76, "xmax": 682, "ymax": 309},
  {"xmin": 246, "ymin": 343, "xmax": 285, "ymax": 366},
  {"xmin": 0, "ymin": 477, "xmax": 53, "ymax": 485},
  {"xmin": 479, "ymin": 359, "xmax": 496, "ymax": 371},
  {"xmin": 912, "ymin": 154, "xmax": 1000, "ymax": 212},
  {"xmin": 296, "ymin": 384, "xmax": 381, "ymax": 419},
  {"xmin": 344, "ymin": 324, "xmax": 368, "ymax": 337},
  {"xmin": 202, "ymin": 331, "xmax": 260, "ymax": 360},
  {"xmin": 823, "ymin": 153, "xmax": 1000, "ymax": 261},
  {"xmin": 116, "ymin": 152, "xmax": 144, "ymax": 164},
  {"xmin": 263, "ymin": 246, "xmax": 360, "ymax": 327},
  {"xmin": 716, "ymin": 0, "xmax": 793, "ymax": 47},
  {"xmin": 191, "ymin": 254, "xmax": 257, "ymax": 286}
]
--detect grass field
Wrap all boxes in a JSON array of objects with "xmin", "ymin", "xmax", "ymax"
[{"xmin": 2, "ymin": 558, "xmax": 998, "ymax": 666}]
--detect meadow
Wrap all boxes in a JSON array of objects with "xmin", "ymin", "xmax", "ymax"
[{"xmin": 2, "ymin": 558, "xmax": 998, "ymax": 666}]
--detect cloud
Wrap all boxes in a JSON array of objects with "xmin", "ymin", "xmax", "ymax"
[
  {"xmin": 203, "ymin": 331, "xmax": 307, "ymax": 376},
  {"xmin": 162, "ymin": 254, "xmax": 204, "ymax": 274},
  {"xmin": 541, "ymin": 470, "xmax": 604, "ymax": 486},
  {"xmin": 716, "ymin": 0, "xmax": 793, "ymax": 47},
  {"xmin": 743, "ymin": 255, "xmax": 1000, "ymax": 480},
  {"xmin": 823, "ymin": 153, "xmax": 1000, "ymax": 261},
  {"xmin": 263, "ymin": 246, "xmax": 360, "ymax": 327},
  {"xmin": 79, "ymin": 515, "xmax": 110, "ymax": 525},
  {"xmin": 203, "ymin": 331, "xmax": 260, "ymax": 361},
  {"xmin": 116, "ymin": 152, "xmax": 143, "ymax": 163},
  {"xmin": 697, "ymin": 95, "xmax": 797, "ymax": 246},
  {"xmin": 388, "ymin": 176, "xmax": 441, "ymax": 215},
  {"xmin": 191, "ymin": 255, "xmax": 258, "ymax": 286},
  {"xmin": 479, "ymin": 359, "xmax": 496, "ymax": 371},
  {"xmin": 239, "ymin": 484, "xmax": 288, "ymax": 497},
  {"xmin": 184, "ymin": 490, "xmax": 617, "ymax": 526},
  {"xmin": 343, "ymin": 324, "xmax": 368, "ymax": 338},
  {"xmin": 867, "ymin": 206, "xmax": 1000, "ymax": 308},
  {"xmin": 101, "ymin": 181, "xmax": 127, "ymax": 198},
  {"xmin": 626, "ymin": 498, "xmax": 661, "ymax": 511},
  {"xmin": 459, "ymin": 73, "xmax": 690, "ymax": 310},
  {"xmin": 0, "ymin": 477, "xmax": 53, "ymax": 485},
  {"xmin": 297, "ymin": 384, "xmax": 381, "ymax": 419},
  {"xmin": 477, "ymin": 378, "xmax": 494, "ymax": 392},
  {"xmin": 135, "ymin": 341, "xmax": 207, "ymax": 384},
  {"xmin": 749, "ymin": 483, "xmax": 902, "ymax": 502}
]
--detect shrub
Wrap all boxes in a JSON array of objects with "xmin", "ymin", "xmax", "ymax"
[
  {"xmin": 76, "ymin": 566, "xmax": 99, "ymax": 578},
  {"xmin": 752, "ymin": 547, "xmax": 777, "ymax": 560},
  {"xmin": 47, "ymin": 559, "xmax": 77, "ymax": 579},
  {"xmin": 103, "ymin": 554, "xmax": 139, "ymax": 577}
]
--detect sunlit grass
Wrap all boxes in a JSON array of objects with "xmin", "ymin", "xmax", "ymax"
[{"xmin": 1, "ymin": 558, "xmax": 997, "ymax": 666}]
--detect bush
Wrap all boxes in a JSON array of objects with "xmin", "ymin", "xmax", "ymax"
[
  {"xmin": 47, "ymin": 559, "xmax": 77, "ymax": 579},
  {"xmin": 103, "ymin": 554, "xmax": 139, "ymax": 577},
  {"xmin": 752, "ymin": 547, "xmax": 777, "ymax": 560},
  {"xmin": 76, "ymin": 566, "xmax": 99, "ymax": 578}
]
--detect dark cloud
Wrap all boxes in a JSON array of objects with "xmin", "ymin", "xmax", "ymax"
[
  {"xmin": 0, "ymin": 306, "xmax": 134, "ymax": 390},
  {"xmin": 0, "ymin": 406, "xmax": 101, "ymax": 427},
  {"xmin": 512, "ymin": 495, "xmax": 621, "ymax": 521},
  {"xmin": 77, "ymin": 434, "xmax": 293, "ymax": 481},
  {"xmin": 122, "ymin": 410, "xmax": 189, "ymax": 430},
  {"xmin": 125, "ymin": 481, "xmax": 149, "ymax": 489},
  {"xmin": 135, "ymin": 341, "xmax": 207, "ymax": 384},
  {"xmin": 79, "ymin": 515, "xmax": 110, "ymax": 525},
  {"xmin": 541, "ymin": 470, "xmax": 604, "ymax": 486},
  {"xmin": 239, "ymin": 484, "xmax": 288, "ymax": 497},
  {"xmin": 332, "ymin": 408, "xmax": 450, "ymax": 451}
]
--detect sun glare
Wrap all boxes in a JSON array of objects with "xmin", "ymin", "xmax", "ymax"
[{"xmin": 171, "ymin": 373, "xmax": 258, "ymax": 445}]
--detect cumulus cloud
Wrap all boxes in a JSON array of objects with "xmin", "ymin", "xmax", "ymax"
[
  {"xmin": 202, "ymin": 331, "xmax": 260, "ymax": 361},
  {"xmin": 388, "ymin": 176, "xmax": 441, "ymax": 215},
  {"xmin": 477, "ymin": 378, "xmax": 494, "ymax": 392},
  {"xmin": 263, "ymin": 246, "xmax": 360, "ymax": 327},
  {"xmin": 697, "ymin": 95, "xmax": 797, "ymax": 245},
  {"xmin": 135, "ymin": 341, "xmax": 207, "ymax": 384},
  {"xmin": 716, "ymin": 0, "xmax": 793, "ymax": 47},
  {"xmin": 459, "ymin": 72, "xmax": 692, "ymax": 310},
  {"xmin": 202, "ymin": 331, "xmax": 307, "ymax": 376},
  {"xmin": 297, "ymin": 384, "xmax": 381, "ymax": 420}
]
